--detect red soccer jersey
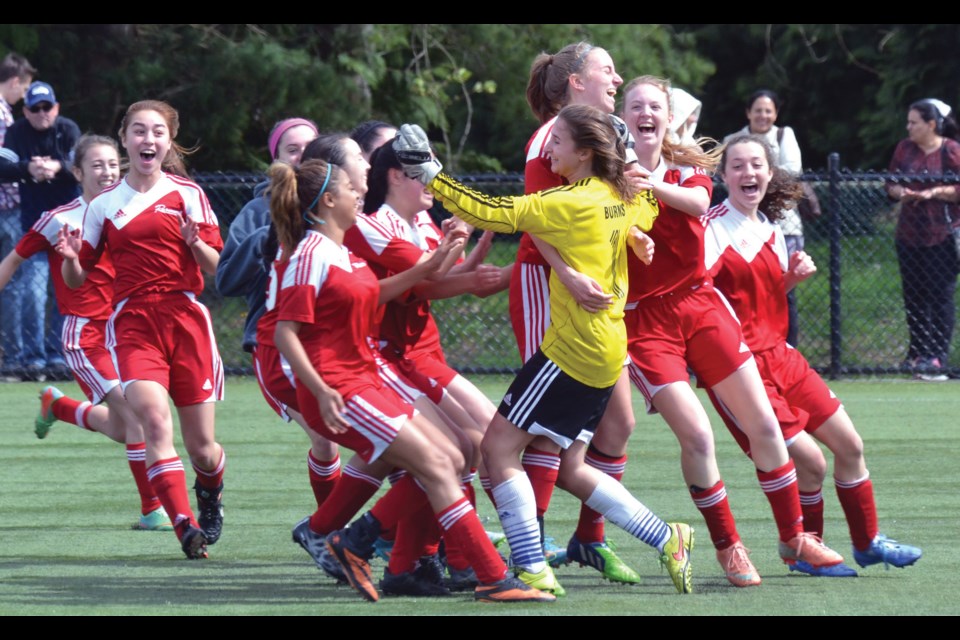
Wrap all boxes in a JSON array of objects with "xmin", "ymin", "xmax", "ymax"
[
  {"xmin": 627, "ymin": 160, "xmax": 714, "ymax": 301},
  {"xmin": 78, "ymin": 173, "xmax": 222, "ymax": 304},
  {"xmin": 704, "ymin": 199, "xmax": 790, "ymax": 352},
  {"xmin": 345, "ymin": 204, "xmax": 443, "ymax": 360},
  {"xmin": 275, "ymin": 230, "xmax": 381, "ymax": 398},
  {"xmin": 257, "ymin": 247, "xmax": 288, "ymax": 349},
  {"xmin": 516, "ymin": 116, "xmax": 565, "ymax": 267},
  {"xmin": 16, "ymin": 197, "xmax": 115, "ymax": 320}
]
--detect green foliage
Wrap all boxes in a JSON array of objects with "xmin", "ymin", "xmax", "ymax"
[{"xmin": 8, "ymin": 25, "xmax": 960, "ymax": 172}]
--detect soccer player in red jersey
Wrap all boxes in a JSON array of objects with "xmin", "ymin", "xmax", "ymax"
[
  {"xmin": 621, "ymin": 76, "xmax": 845, "ymax": 586},
  {"xmin": 704, "ymin": 134, "xmax": 922, "ymax": 575},
  {"xmin": 269, "ymin": 157, "xmax": 553, "ymax": 603},
  {"xmin": 58, "ymin": 101, "xmax": 225, "ymax": 559},
  {"xmin": 0, "ymin": 134, "xmax": 171, "ymax": 531}
]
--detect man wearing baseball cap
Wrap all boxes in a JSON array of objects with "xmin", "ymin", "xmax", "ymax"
[{"xmin": 0, "ymin": 80, "xmax": 80, "ymax": 381}]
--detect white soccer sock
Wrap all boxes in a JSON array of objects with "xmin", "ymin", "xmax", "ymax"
[
  {"xmin": 585, "ymin": 474, "xmax": 670, "ymax": 552},
  {"xmin": 491, "ymin": 473, "xmax": 545, "ymax": 573}
]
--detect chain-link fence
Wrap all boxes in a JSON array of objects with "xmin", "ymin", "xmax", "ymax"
[{"xmin": 2, "ymin": 164, "xmax": 957, "ymax": 381}]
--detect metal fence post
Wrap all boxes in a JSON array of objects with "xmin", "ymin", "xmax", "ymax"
[{"xmin": 828, "ymin": 152, "xmax": 842, "ymax": 379}]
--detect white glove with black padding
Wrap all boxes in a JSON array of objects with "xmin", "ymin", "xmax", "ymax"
[
  {"xmin": 609, "ymin": 114, "xmax": 639, "ymax": 166},
  {"xmin": 393, "ymin": 124, "xmax": 443, "ymax": 185}
]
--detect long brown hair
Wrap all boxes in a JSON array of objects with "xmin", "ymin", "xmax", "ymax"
[
  {"xmin": 118, "ymin": 100, "xmax": 196, "ymax": 178},
  {"xmin": 621, "ymin": 76, "xmax": 721, "ymax": 173},
  {"xmin": 557, "ymin": 104, "xmax": 635, "ymax": 203},
  {"xmin": 268, "ymin": 159, "xmax": 342, "ymax": 261},
  {"xmin": 719, "ymin": 133, "xmax": 802, "ymax": 222},
  {"xmin": 526, "ymin": 41, "xmax": 596, "ymax": 125}
]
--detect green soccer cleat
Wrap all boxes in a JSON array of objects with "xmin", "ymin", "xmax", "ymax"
[
  {"xmin": 515, "ymin": 565, "xmax": 566, "ymax": 597},
  {"xmin": 35, "ymin": 385, "xmax": 63, "ymax": 439},
  {"xmin": 566, "ymin": 535, "xmax": 642, "ymax": 584},
  {"xmin": 659, "ymin": 522, "xmax": 694, "ymax": 594},
  {"xmin": 133, "ymin": 506, "xmax": 174, "ymax": 531}
]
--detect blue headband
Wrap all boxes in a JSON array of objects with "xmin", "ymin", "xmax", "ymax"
[{"xmin": 302, "ymin": 168, "xmax": 332, "ymax": 224}]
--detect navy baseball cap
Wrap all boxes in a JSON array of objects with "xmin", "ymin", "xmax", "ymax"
[{"xmin": 25, "ymin": 81, "xmax": 56, "ymax": 108}]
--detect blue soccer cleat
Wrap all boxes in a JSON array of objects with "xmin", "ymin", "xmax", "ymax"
[{"xmin": 853, "ymin": 534, "xmax": 922, "ymax": 569}]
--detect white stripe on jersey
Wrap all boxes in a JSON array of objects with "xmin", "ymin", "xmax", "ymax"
[
  {"xmin": 282, "ymin": 231, "xmax": 351, "ymax": 295},
  {"xmin": 704, "ymin": 199, "xmax": 788, "ymax": 272},
  {"xmin": 525, "ymin": 117, "xmax": 558, "ymax": 163},
  {"xmin": 520, "ymin": 263, "xmax": 550, "ymax": 363},
  {"xmin": 33, "ymin": 197, "xmax": 85, "ymax": 241}
]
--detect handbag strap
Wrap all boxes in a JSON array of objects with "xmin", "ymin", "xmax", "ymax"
[{"xmin": 941, "ymin": 141, "xmax": 960, "ymax": 225}]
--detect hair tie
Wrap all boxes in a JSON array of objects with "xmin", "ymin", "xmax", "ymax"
[{"xmin": 302, "ymin": 167, "xmax": 332, "ymax": 224}]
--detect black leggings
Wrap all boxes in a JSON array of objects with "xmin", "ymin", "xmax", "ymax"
[{"xmin": 896, "ymin": 239, "xmax": 959, "ymax": 362}]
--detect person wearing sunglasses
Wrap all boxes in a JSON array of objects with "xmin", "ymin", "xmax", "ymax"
[{"xmin": 0, "ymin": 80, "xmax": 80, "ymax": 383}]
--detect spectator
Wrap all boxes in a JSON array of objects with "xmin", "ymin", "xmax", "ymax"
[
  {"xmin": 668, "ymin": 87, "xmax": 702, "ymax": 147},
  {"xmin": 0, "ymin": 80, "xmax": 80, "ymax": 380},
  {"xmin": 0, "ymin": 53, "xmax": 36, "ymax": 379},
  {"xmin": 724, "ymin": 89, "xmax": 807, "ymax": 347},
  {"xmin": 886, "ymin": 98, "xmax": 960, "ymax": 381}
]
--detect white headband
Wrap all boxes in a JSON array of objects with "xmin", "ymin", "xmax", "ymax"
[{"xmin": 926, "ymin": 98, "xmax": 952, "ymax": 119}]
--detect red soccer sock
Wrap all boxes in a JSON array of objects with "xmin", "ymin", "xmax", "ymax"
[
  {"xmin": 479, "ymin": 475, "xmax": 496, "ymax": 508},
  {"xmin": 369, "ymin": 474, "xmax": 429, "ymax": 531},
  {"xmin": 437, "ymin": 497, "xmax": 507, "ymax": 585},
  {"xmin": 462, "ymin": 469, "xmax": 477, "ymax": 507},
  {"xmin": 126, "ymin": 442, "xmax": 161, "ymax": 515},
  {"xmin": 389, "ymin": 503, "xmax": 442, "ymax": 574},
  {"xmin": 309, "ymin": 464, "xmax": 382, "ymax": 534},
  {"xmin": 521, "ymin": 446, "xmax": 559, "ymax": 518},
  {"xmin": 799, "ymin": 488, "xmax": 825, "ymax": 538},
  {"xmin": 192, "ymin": 447, "xmax": 225, "ymax": 490},
  {"xmin": 307, "ymin": 451, "xmax": 341, "ymax": 508},
  {"xmin": 690, "ymin": 480, "xmax": 741, "ymax": 550},
  {"xmin": 757, "ymin": 460, "xmax": 804, "ymax": 543},
  {"xmin": 576, "ymin": 448, "xmax": 627, "ymax": 543},
  {"xmin": 835, "ymin": 474, "xmax": 878, "ymax": 551},
  {"xmin": 147, "ymin": 457, "xmax": 197, "ymax": 538},
  {"xmin": 51, "ymin": 395, "xmax": 94, "ymax": 430}
]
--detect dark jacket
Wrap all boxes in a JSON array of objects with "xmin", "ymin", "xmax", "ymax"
[
  {"xmin": 215, "ymin": 181, "xmax": 271, "ymax": 352},
  {"xmin": 0, "ymin": 115, "xmax": 81, "ymax": 230}
]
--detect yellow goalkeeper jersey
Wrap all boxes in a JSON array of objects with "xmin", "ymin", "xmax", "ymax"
[{"xmin": 430, "ymin": 173, "xmax": 659, "ymax": 387}]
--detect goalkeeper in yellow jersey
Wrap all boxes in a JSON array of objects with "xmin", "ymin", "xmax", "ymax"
[{"xmin": 393, "ymin": 105, "xmax": 695, "ymax": 595}]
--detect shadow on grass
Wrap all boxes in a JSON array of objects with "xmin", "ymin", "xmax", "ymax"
[{"xmin": 0, "ymin": 557, "xmax": 358, "ymax": 606}]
